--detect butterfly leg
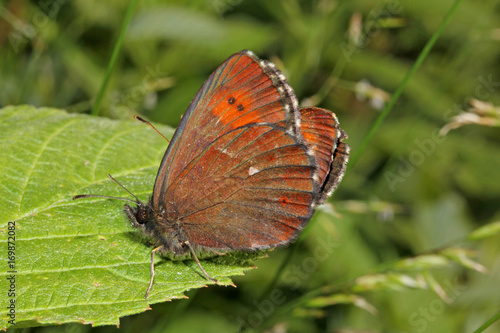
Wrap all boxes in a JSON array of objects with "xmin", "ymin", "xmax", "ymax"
[
  {"xmin": 184, "ymin": 241, "xmax": 218, "ymax": 283},
  {"xmin": 144, "ymin": 245, "xmax": 164, "ymax": 299}
]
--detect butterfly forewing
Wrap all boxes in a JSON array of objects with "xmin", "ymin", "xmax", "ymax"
[{"xmin": 153, "ymin": 51, "xmax": 304, "ymax": 211}]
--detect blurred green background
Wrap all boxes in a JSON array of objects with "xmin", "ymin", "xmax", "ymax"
[{"xmin": 1, "ymin": 0, "xmax": 500, "ymax": 332}]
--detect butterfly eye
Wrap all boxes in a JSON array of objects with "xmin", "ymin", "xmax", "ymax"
[{"xmin": 136, "ymin": 208, "xmax": 148, "ymax": 224}]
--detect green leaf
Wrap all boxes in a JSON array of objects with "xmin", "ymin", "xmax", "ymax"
[{"xmin": 0, "ymin": 106, "xmax": 258, "ymax": 328}]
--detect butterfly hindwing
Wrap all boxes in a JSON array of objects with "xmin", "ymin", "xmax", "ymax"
[{"xmin": 299, "ymin": 107, "xmax": 349, "ymax": 204}]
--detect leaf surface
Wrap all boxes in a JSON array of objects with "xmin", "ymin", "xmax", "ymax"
[{"xmin": 0, "ymin": 106, "xmax": 257, "ymax": 328}]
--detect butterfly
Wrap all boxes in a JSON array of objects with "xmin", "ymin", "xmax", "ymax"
[{"xmin": 75, "ymin": 50, "xmax": 349, "ymax": 298}]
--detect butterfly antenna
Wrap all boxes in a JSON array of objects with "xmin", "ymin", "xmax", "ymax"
[
  {"xmin": 106, "ymin": 174, "xmax": 142, "ymax": 203},
  {"xmin": 135, "ymin": 116, "xmax": 170, "ymax": 143},
  {"xmin": 73, "ymin": 194, "xmax": 137, "ymax": 203},
  {"xmin": 73, "ymin": 174, "xmax": 141, "ymax": 204}
]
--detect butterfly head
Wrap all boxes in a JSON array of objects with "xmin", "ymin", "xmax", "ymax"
[
  {"xmin": 124, "ymin": 202, "xmax": 151, "ymax": 227},
  {"xmin": 124, "ymin": 200, "xmax": 191, "ymax": 257}
]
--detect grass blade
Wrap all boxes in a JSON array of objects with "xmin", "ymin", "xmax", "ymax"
[{"xmin": 91, "ymin": 0, "xmax": 140, "ymax": 116}]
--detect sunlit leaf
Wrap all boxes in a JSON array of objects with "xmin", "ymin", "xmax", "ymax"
[{"xmin": 0, "ymin": 106, "xmax": 258, "ymax": 329}]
